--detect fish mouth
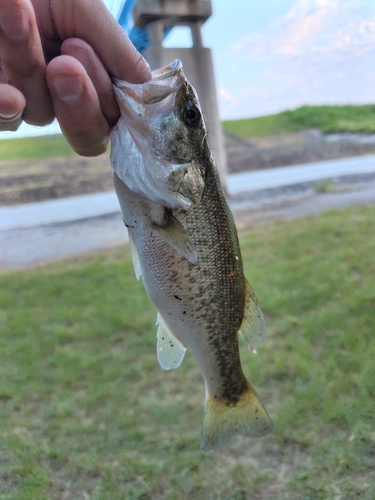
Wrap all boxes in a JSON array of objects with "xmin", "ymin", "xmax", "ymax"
[
  {"xmin": 111, "ymin": 58, "xmax": 186, "ymax": 158},
  {"xmin": 112, "ymin": 59, "xmax": 184, "ymax": 105},
  {"xmin": 151, "ymin": 59, "xmax": 182, "ymax": 79}
]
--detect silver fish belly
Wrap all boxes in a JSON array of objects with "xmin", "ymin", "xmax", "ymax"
[{"xmin": 110, "ymin": 60, "xmax": 273, "ymax": 450}]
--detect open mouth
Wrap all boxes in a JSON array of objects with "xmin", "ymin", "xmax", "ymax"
[
  {"xmin": 113, "ymin": 59, "xmax": 185, "ymax": 107},
  {"xmin": 151, "ymin": 59, "xmax": 182, "ymax": 80}
]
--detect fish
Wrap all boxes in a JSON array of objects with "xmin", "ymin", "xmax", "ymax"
[{"xmin": 110, "ymin": 59, "xmax": 273, "ymax": 451}]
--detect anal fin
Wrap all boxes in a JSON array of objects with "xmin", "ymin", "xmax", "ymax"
[
  {"xmin": 156, "ymin": 313, "xmax": 187, "ymax": 370},
  {"xmin": 238, "ymin": 279, "xmax": 267, "ymax": 353}
]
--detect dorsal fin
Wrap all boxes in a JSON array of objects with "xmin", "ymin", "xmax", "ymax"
[
  {"xmin": 238, "ymin": 279, "xmax": 267, "ymax": 353},
  {"xmin": 156, "ymin": 313, "xmax": 187, "ymax": 370}
]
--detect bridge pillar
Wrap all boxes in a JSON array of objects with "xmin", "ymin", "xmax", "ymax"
[{"xmin": 133, "ymin": 0, "xmax": 228, "ymax": 187}]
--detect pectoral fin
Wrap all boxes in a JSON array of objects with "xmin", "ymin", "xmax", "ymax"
[
  {"xmin": 156, "ymin": 313, "xmax": 187, "ymax": 370},
  {"xmin": 238, "ymin": 279, "xmax": 267, "ymax": 353},
  {"xmin": 155, "ymin": 214, "xmax": 198, "ymax": 264}
]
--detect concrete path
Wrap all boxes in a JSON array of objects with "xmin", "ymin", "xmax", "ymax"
[
  {"xmin": 1, "ymin": 213, "xmax": 127, "ymax": 269},
  {"xmin": 233, "ymin": 182, "xmax": 375, "ymax": 226},
  {"xmin": 227, "ymin": 154, "xmax": 375, "ymax": 194},
  {"xmin": 0, "ymin": 191, "xmax": 120, "ymax": 231}
]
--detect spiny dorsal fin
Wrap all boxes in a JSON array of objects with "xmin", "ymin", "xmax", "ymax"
[
  {"xmin": 128, "ymin": 231, "xmax": 142, "ymax": 281},
  {"xmin": 238, "ymin": 279, "xmax": 267, "ymax": 354},
  {"xmin": 155, "ymin": 214, "xmax": 198, "ymax": 264},
  {"xmin": 156, "ymin": 313, "xmax": 187, "ymax": 370}
]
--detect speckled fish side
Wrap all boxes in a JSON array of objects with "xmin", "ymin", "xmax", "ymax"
[{"xmin": 110, "ymin": 60, "xmax": 273, "ymax": 451}]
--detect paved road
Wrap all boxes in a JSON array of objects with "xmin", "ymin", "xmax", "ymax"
[
  {"xmin": 0, "ymin": 191, "xmax": 119, "ymax": 231},
  {"xmin": 1, "ymin": 213, "xmax": 127, "ymax": 268},
  {"xmin": 227, "ymin": 154, "xmax": 375, "ymax": 194},
  {"xmin": 1, "ymin": 155, "xmax": 375, "ymax": 269}
]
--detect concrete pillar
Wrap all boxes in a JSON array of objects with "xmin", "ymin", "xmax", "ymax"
[
  {"xmin": 147, "ymin": 20, "xmax": 164, "ymax": 47},
  {"xmin": 191, "ymin": 21, "xmax": 203, "ymax": 48},
  {"xmin": 132, "ymin": 0, "xmax": 227, "ymax": 188}
]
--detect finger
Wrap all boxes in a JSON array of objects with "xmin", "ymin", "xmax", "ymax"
[
  {"xmin": 0, "ymin": 0, "xmax": 54, "ymax": 125},
  {"xmin": 47, "ymin": 55, "xmax": 110, "ymax": 157},
  {"xmin": 50, "ymin": 0, "xmax": 151, "ymax": 83},
  {"xmin": 0, "ymin": 66, "xmax": 7, "ymax": 82},
  {"xmin": 0, "ymin": 82, "xmax": 25, "ymax": 131},
  {"xmin": 61, "ymin": 38, "xmax": 119, "ymax": 126}
]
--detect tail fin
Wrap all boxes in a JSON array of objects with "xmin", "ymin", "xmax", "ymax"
[{"xmin": 201, "ymin": 381, "xmax": 273, "ymax": 451}]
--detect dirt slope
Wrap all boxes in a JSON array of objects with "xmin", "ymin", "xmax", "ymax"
[{"xmin": 1, "ymin": 132, "xmax": 375, "ymax": 207}]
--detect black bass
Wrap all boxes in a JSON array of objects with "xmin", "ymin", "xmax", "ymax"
[{"xmin": 110, "ymin": 60, "xmax": 273, "ymax": 451}]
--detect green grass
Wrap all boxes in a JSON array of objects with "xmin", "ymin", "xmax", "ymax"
[
  {"xmin": 1, "ymin": 104, "xmax": 374, "ymax": 161},
  {"xmin": 0, "ymin": 134, "xmax": 77, "ymax": 161},
  {"xmin": 1, "ymin": 205, "xmax": 375, "ymax": 499},
  {"xmin": 223, "ymin": 104, "xmax": 375, "ymax": 137}
]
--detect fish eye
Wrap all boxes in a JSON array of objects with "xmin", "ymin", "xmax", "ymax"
[{"xmin": 183, "ymin": 102, "xmax": 201, "ymax": 127}]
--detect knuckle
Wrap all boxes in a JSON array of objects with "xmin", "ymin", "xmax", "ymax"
[
  {"xmin": 0, "ymin": 121, "xmax": 21, "ymax": 132},
  {"xmin": 0, "ymin": 56, "xmax": 44, "ymax": 80}
]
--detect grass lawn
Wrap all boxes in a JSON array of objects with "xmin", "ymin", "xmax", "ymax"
[
  {"xmin": 0, "ymin": 134, "xmax": 76, "ymax": 161},
  {"xmin": 223, "ymin": 104, "xmax": 375, "ymax": 137},
  {"xmin": 1, "ymin": 205, "xmax": 374, "ymax": 499}
]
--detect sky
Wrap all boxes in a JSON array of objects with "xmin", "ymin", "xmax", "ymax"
[
  {"xmin": 200, "ymin": 0, "xmax": 375, "ymax": 120},
  {"xmin": 1, "ymin": 0, "xmax": 374, "ymax": 139}
]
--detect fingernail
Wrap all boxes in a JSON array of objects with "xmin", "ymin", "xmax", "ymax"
[
  {"xmin": 0, "ymin": 110, "xmax": 23, "ymax": 120},
  {"xmin": 0, "ymin": 7, "xmax": 30, "ymax": 41},
  {"xmin": 0, "ymin": 110, "xmax": 23, "ymax": 131},
  {"xmin": 52, "ymin": 75, "xmax": 84, "ymax": 101}
]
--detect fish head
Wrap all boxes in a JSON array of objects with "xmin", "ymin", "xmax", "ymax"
[{"xmin": 111, "ymin": 60, "xmax": 207, "ymax": 210}]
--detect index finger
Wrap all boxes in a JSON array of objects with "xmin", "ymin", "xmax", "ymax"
[{"xmin": 49, "ymin": 0, "xmax": 151, "ymax": 84}]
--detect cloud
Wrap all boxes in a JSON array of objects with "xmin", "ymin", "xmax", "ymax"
[
  {"xmin": 218, "ymin": 86, "xmax": 288, "ymax": 119},
  {"xmin": 276, "ymin": 0, "xmax": 340, "ymax": 56},
  {"xmin": 218, "ymin": 88, "xmax": 237, "ymax": 103},
  {"xmin": 221, "ymin": 0, "xmax": 375, "ymax": 118},
  {"xmin": 234, "ymin": 0, "xmax": 375, "ymax": 59}
]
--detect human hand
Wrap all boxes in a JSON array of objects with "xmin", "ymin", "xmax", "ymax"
[{"xmin": 0, "ymin": 0, "xmax": 151, "ymax": 155}]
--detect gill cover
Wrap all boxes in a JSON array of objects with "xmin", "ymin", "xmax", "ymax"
[{"xmin": 110, "ymin": 59, "xmax": 204, "ymax": 210}]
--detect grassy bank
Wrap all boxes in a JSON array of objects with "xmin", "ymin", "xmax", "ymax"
[
  {"xmin": 1, "ymin": 104, "xmax": 374, "ymax": 162},
  {"xmin": 1, "ymin": 205, "xmax": 374, "ymax": 499},
  {"xmin": 0, "ymin": 134, "xmax": 76, "ymax": 161},
  {"xmin": 223, "ymin": 104, "xmax": 375, "ymax": 137}
]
